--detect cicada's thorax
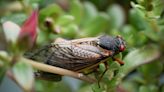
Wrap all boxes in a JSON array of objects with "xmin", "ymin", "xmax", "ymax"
[{"xmin": 98, "ymin": 35, "xmax": 126, "ymax": 56}]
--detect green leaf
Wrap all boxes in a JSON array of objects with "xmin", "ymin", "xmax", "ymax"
[
  {"xmin": 121, "ymin": 80, "xmax": 139, "ymax": 92},
  {"xmin": 129, "ymin": 9, "xmax": 149, "ymax": 30},
  {"xmin": 80, "ymin": 1, "xmax": 98, "ymax": 27},
  {"xmin": 13, "ymin": 60, "xmax": 34, "ymax": 91},
  {"xmin": 35, "ymin": 80, "xmax": 72, "ymax": 92},
  {"xmin": 69, "ymin": 0, "xmax": 83, "ymax": 24},
  {"xmin": 139, "ymin": 85, "xmax": 150, "ymax": 92},
  {"xmin": 57, "ymin": 15, "xmax": 75, "ymax": 26},
  {"xmin": 60, "ymin": 24, "xmax": 78, "ymax": 38},
  {"xmin": 0, "ymin": 51, "xmax": 8, "ymax": 83},
  {"xmin": 39, "ymin": 4, "xmax": 63, "ymax": 22},
  {"xmin": 2, "ymin": 21, "xmax": 20, "ymax": 44},
  {"xmin": 138, "ymin": 61, "xmax": 163, "ymax": 79},
  {"xmin": 80, "ymin": 13, "xmax": 110, "ymax": 37},
  {"xmin": 0, "ymin": 67, "xmax": 6, "ymax": 84},
  {"xmin": 78, "ymin": 85, "xmax": 93, "ymax": 92},
  {"xmin": 162, "ymin": 85, "xmax": 164, "ymax": 92},
  {"xmin": 107, "ymin": 4, "xmax": 125, "ymax": 29},
  {"xmin": 109, "ymin": 61, "xmax": 120, "ymax": 71},
  {"xmin": 98, "ymin": 63, "xmax": 106, "ymax": 73},
  {"xmin": 1, "ymin": 13, "xmax": 27, "ymax": 25},
  {"xmin": 152, "ymin": 0, "xmax": 164, "ymax": 16},
  {"xmin": 139, "ymin": 85, "xmax": 158, "ymax": 92},
  {"xmin": 83, "ymin": 1, "xmax": 98, "ymax": 19},
  {"xmin": 143, "ymin": 30, "xmax": 159, "ymax": 42},
  {"xmin": 92, "ymin": 84, "xmax": 104, "ymax": 92},
  {"xmin": 121, "ymin": 25, "xmax": 138, "ymax": 46},
  {"xmin": 117, "ymin": 45, "xmax": 160, "ymax": 79}
]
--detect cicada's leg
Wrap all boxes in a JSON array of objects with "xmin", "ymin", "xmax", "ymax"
[
  {"xmin": 97, "ymin": 61, "xmax": 109, "ymax": 88},
  {"xmin": 112, "ymin": 57, "xmax": 124, "ymax": 65}
]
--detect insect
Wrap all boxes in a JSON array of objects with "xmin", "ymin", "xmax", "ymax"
[{"xmin": 25, "ymin": 35, "xmax": 126, "ymax": 82}]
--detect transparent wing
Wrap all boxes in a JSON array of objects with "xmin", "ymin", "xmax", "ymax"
[{"xmin": 25, "ymin": 41, "xmax": 108, "ymax": 71}]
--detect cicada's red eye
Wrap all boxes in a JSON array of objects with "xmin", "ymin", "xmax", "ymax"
[{"xmin": 119, "ymin": 45, "xmax": 125, "ymax": 52}]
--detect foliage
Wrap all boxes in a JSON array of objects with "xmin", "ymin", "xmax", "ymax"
[{"xmin": 0, "ymin": 0, "xmax": 164, "ymax": 92}]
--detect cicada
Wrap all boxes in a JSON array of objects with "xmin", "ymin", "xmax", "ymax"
[{"xmin": 25, "ymin": 35, "xmax": 126, "ymax": 82}]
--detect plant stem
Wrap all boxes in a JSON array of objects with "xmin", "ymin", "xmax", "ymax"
[
  {"xmin": 0, "ymin": 53, "xmax": 96, "ymax": 83},
  {"xmin": 21, "ymin": 57, "xmax": 96, "ymax": 83}
]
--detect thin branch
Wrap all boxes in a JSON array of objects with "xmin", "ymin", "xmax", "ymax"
[
  {"xmin": 21, "ymin": 57, "xmax": 96, "ymax": 83},
  {"xmin": 0, "ymin": 53, "xmax": 96, "ymax": 83}
]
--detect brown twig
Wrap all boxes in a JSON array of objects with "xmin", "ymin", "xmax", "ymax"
[
  {"xmin": 0, "ymin": 52, "xmax": 96, "ymax": 83},
  {"xmin": 21, "ymin": 57, "xmax": 96, "ymax": 83}
]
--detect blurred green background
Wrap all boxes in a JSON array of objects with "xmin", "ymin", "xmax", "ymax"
[{"xmin": 0, "ymin": 0, "xmax": 164, "ymax": 92}]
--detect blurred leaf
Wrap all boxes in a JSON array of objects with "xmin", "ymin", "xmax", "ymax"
[
  {"xmin": 121, "ymin": 25, "xmax": 147, "ymax": 47},
  {"xmin": 35, "ymin": 80, "xmax": 72, "ymax": 92},
  {"xmin": 92, "ymin": 84, "xmax": 104, "ymax": 92},
  {"xmin": 120, "ymin": 25, "xmax": 148, "ymax": 47},
  {"xmin": 69, "ymin": 0, "xmax": 83, "ymax": 24},
  {"xmin": 98, "ymin": 63, "xmax": 105, "ymax": 73},
  {"xmin": 0, "ymin": 67, "xmax": 6, "ymax": 84},
  {"xmin": 1, "ymin": 13, "xmax": 27, "ymax": 25},
  {"xmin": 80, "ymin": 1, "xmax": 98, "ymax": 28},
  {"xmin": 109, "ymin": 61, "xmax": 121, "ymax": 71},
  {"xmin": 0, "ymin": 51, "xmax": 9, "ymax": 62},
  {"xmin": 13, "ymin": 60, "xmax": 34, "ymax": 91},
  {"xmin": 0, "ymin": 49, "xmax": 8, "ymax": 81},
  {"xmin": 139, "ymin": 85, "xmax": 150, "ymax": 92},
  {"xmin": 0, "ymin": 60, "xmax": 2, "ymax": 67},
  {"xmin": 38, "ymin": 0, "xmax": 55, "ymax": 8},
  {"xmin": 149, "ymin": 85, "xmax": 158, "ymax": 92},
  {"xmin": 137, "ymin": 0, "xmax": 153, "ymax": 11},
  {"xmin": 60, "ymin": 24, "xmax": 78, "ymax": 38},
  {"xmin": 37, "ymin": 30, "xmax": 50, "ymax": 45},
  {"xmin": 138, "ymin": 61, "xmax": 163, "ymax": 79},
  {"xmin": 130, "ymin": 2, "xmax": 161, "ymax": 42},
  {"xmin": 2, "ymin": 21, "xmax": 20, "ymax": 43},
  {"xmin": 107, "ymin": 4, "xmax": 125, "ymax": 29},
  {"xmin": 129, "ymin": 9, "xmax": 149, "ymax": 30},
  {"xmin": 57, "ymin": 15, "xmax": 75, "ymax": 26},
  {"xmin": 80, "ymin": 13, "xmax": 109, "ymax": 37},
  {"xmin": 121, "ymin": 80, "xmax": 139, "ymax": 92},
  {"xmin": 117, "ymin": 45, "xmax": 160, "ymax": 79},
  {"xmin": 25, "ymin": 0, "xmax": 42, "ymax": 4},
  {"xmin": 136, "ymin": 31, "xmax": 148, "ymax": 46},
  {"xmin": 130, "ymin": 74, "xmax": 146, "ymax": 84},
  {"xmin": 152, "ymin": 0, "xmax": 164, "ymax": 16},
  {"xmin": 78, "ymin": 85, "xmax": 92, "ymax": 92},
  {"xmin": 139, "ymin": 85, "xmax": 158, "ymax": 92},
  {"xmin": 159, "ymin": 29, "xmax": 164, "ymax": 52},
  {"xmin": 162, "ymin": 85, "xmax": 164, "ymax": 92},
  {"xmin": 120, "ymin": 25, "xmax": 137, "ymax": 47},
  {"xmin": 83, "ymin": 2, "xmax": 98, "ymax": 18},
  {"xmin": 143, "ymin": 30, "xmax": 159, "ymax": 42},
  {"xmin": 39, "ymin": 4, "xmax": 63, "ymax": 22}
]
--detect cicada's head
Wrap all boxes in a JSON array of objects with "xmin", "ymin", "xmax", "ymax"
[
  {"xmin": 98, "ymin": 35, "xmax": 126, "ymax": 53},
  {"xmin": 114, "ymin": 35, "xmax": 126, "ymax": 52}
]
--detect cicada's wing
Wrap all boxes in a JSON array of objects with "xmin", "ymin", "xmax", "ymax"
[
  {"xmin": 25, "ymin": 40, "xmax": 108, "ymax": 71},
  {"xmin": 44, "ymin": 43, "xmax": 106, "ymax": 71},
  {"xmin": 70, "ymin": 37, "xmax": 99, "ymax": 47},
  {"xmin": 54, "ymin": 37, "xmax": 99, "ymax": 45}
]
